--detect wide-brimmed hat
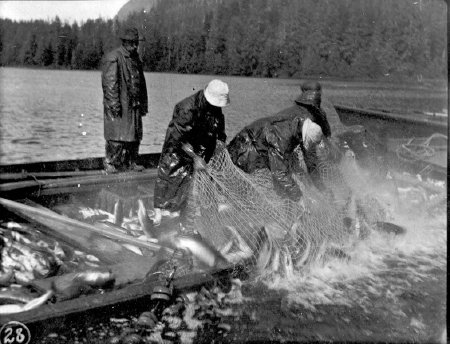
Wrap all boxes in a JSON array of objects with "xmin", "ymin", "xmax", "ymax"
[
  {"xmin": 119, "ymin": 27, "xmax": 144, "ymax": 41},
  {"xmin": 295, "ymin": 81, "xmax": 322, "ymax": 108},
  {"xmin": 204, "ymin": 79, "xmax": 230, "ymax": 107}
]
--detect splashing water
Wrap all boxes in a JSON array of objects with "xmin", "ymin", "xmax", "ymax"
[{"xmin": 258, "ymin": 172, "xmax": 446, "ymax": 318}]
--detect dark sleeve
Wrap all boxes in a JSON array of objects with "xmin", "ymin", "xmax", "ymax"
[
  {"xmin": 101, "ymin": 54, "xmax": 121, "ymax": 118},
  {"xmin": 139, "ymin": 63, "xmax": 148, "ymax": 115},
  {"xmin": 310, "ymin": 106, "xmax": 331, "ymax": 137},
  {"xmin": 267, "ymin": 145, "xmax": 302, "ymax": 202},
  {"xmin": 303, "ymin": 146, "xmax": 327, "ymax": 192},
  {"xmin": 163, "ymin": 102, "xmax": 195, "ymax": 157},
  {"xmin": 315, "ymin": 108, "xmax": 331, "ymax": 138},
  {"xmin": 217, "ymin": 111, "xmax": 227, "ymax": 143}
]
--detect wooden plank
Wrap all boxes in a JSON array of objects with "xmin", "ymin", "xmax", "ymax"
[
  {"xmin": 0, "ymin": 170, "xmax": 105, "ymax": 181},
  {"xmin": 334, "ymin": 105, "xmax": 448, "ymax": 130},
  {"xmin": 0, "ymin": 170, "xmax": 158, "ymax": 194},
  {"xmin": 0, "ymin": 153, "xmax": 161, "ymax": 174},
  {"xmin": 0, "ymin": 265, "xmax": 236, "ymax": 328}
]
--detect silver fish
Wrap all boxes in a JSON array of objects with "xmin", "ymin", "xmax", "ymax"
[
  {"xmin": 138, "ymin": 203, "xmax": 228, "ymax": 269},
  {"xmin": 137, "ymin": 199, "xmax": 157, "ymax": 238},
  {"xmin": 0, "ymin": 289, "xmax": 53, "ymax": 315},
  {"xmin": 0, "ymin": 288, "xmax": 34, "ymax": 304},
  {"xmin": 172, "ymin": 234, "xmax": 229, "ymax": 269},
  {"xmin": 255, "ymin": 235, "xmax": 272, "ymax": 271},
  {"xmin": 113, "ymin": 199, "xmax": 124, "ymax": 226},
  {"xmin": 122, "ymin": 243, "xmax": 143, "ymax": 256},
  {"xmin": 294, "ymin": 236, "xmax": 311, "ymax": 268},
  {"xmin": 74, "ymin": 270, "xmax": 115, "ymax": 287}
]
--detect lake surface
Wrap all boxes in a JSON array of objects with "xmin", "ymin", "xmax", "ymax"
[
  {"xmin": 0, "ymin": 67, "xmax": 447, "ymax": 164},
  {"xmin": 0, "ymin": 67, "xmax": 447, "ymax": 343}
]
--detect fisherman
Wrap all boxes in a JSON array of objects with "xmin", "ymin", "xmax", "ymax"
[
  {"xmin": 227, "ymin": 81, "xmax": 332, "ymax": 202},
  {"xmin": 153, "ymin": 79, "xmax": 230, "ymax": 230},
  {"xmin": 101, "ymin": 26, "xmax": 148, "ymax": 173}
]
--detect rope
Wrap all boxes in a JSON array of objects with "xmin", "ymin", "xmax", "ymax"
[
  {"xmin": 29, "ymin": 174, "xmax": 44, "ymax": 197},
  {"xmin": 395, "ymin": 132, "xmax": 447, "ymax": 162}
]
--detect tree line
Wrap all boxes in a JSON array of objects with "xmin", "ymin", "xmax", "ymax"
[{"xmin": 0, "ymin": 0, "xmax": 447, "ymax": 79}]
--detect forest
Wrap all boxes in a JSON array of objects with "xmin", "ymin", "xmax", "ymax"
[{"xmin": 0, "ymin": 0, "xmax": 447, "ymax": 79}]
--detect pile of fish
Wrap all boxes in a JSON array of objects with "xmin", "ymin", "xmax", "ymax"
[
  {"xmin": 0, "ymin": 220, "xmax": 102, "ymax": 286},
  {"xmin": 0, "ymin": 220, "xmax": 115, "ymax": 315}
]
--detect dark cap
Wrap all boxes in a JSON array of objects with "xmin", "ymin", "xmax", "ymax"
[
  {"xmin": 295, "ymin": 81, "xmax": 331, "ymax": 137},
  {"xmin": 295, "ymin": 81, "xmax": 322, "ymax": 108},
  {"xmin": 301, "ymin": 81, "xmax": 322, "ymax": 92},
  {"xmin": 119, "ymin": 26, "xmax": 144, "ymax": 41}
]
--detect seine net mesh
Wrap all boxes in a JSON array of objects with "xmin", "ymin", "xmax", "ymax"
[{"xmin": 184, "ymin": 144, "xmax": 386, "ymax": 274}]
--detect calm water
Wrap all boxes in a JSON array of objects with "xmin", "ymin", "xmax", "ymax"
[
  {"xmin": 1, "ymin": 68, "xmax": 447, "ymax": 343},
  {"xmin": 0, "ymin": 67, "xmax": 447, "ymax": 164}
]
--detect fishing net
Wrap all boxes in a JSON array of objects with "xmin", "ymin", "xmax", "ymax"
[{"xmin": 184, "ymin": 141, "xmax": 387, "ymax": 272}]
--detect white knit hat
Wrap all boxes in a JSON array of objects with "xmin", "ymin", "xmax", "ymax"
[
  {"xmin": 302, "ymin": 118, "xmax": 324, "ymax": 149},
  {"xmin": 204, "ymin": 79, "xmax": 230, "ymax": 107}
]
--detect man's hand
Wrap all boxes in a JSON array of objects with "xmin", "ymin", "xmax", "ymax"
[
  {"xmin": 182, "ymin": 143, "xmax": 207, "ymax": 171},
  {"xmin": 194, "ymin": 156, "xmax": 207, "ymax": 171}
]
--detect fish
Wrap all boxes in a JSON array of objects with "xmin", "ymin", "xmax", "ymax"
[
  {"xmin": 0, "ymin": 288, "xmax": 53, "ymax": 315},
  {"xmin": 294, "ymin": 237, "xmax": 311, "ymax": 268},
  {"xmin": 219, "ymin": 240, "xmax": 234, "ymax": 256},
  {"xmin": 5, "ymin": 241, "xmax": 59, "ymax": 280},
  {"xmin": 6, "ymin": 222, "xmax": 22, "ymax": 230},
  {"xmin": 0, "ymin": 288, "xmax": 35, "ymax": 304},
  {"xmin": 74, "ymin": 270, "xmax": 115, "ymax": 287},
  {"xmin": 172, "ymin": 234, "xmax": 229, "ymax": 269},
  {"xmin": 279, "ymin": 248, "xmax": 295, "ymax": 279},
  {"xmin": 374, "ymin": 221, "xmax": 407, "ymax": 236},
  {"xmin": 137, "ymin": 199, "xmax": 158, "ymax": 238},
  {"xmin": 53, "ymin": 269, "xmax": 115, "ymax": 301},
  {"xmin": 224, "ymin": 226, "xmax": 254, "ymax": 259},
  {"xmin": 138, "ymin": 202, "xmax": 229, "ymax": 269},
  {"xmin": 113, "ymin": 199, "xmax": 124, "ymax": 226},
  {"xmin": 255, "ymin": 237, "xmax": 272, "ymax": 271},
  {"xmin": 122, "ymin": 243, "xmax": 143, "ymax": 256}
]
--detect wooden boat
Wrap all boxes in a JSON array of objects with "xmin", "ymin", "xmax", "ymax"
[
  {"xmin": 0, "ymin": 105, "xmax": 446, "ymax": 336},
  {"xmin": 334, "ymin": 105, "xmax": 447, "ymax": 180},
  {"xmin": 0, "ymin": 153, "xmax": 241, "ymax": 337}
]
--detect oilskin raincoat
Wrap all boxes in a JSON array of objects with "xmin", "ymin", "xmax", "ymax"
[
  {"xmin": 102, "ymin": 46, "xmax": 148, "ymax": 142},
  {"xmin": 154, "ymin": 90, "xmax": 226, "ymax": 211},
  {"xmin": 227, "ymin": 101, "xmax": 331, "ymax": 202}
]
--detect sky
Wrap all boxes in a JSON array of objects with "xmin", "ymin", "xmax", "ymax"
[{"xmin": 0, "ymin": 0, "xmax": 129, "ymax": 23}]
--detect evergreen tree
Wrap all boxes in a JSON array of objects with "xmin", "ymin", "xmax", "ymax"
[{"xmin": 0, "ymin": 0, "xmax": 446, "ymax": 79}]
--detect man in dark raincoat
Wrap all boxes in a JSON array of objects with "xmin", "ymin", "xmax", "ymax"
[
  {"xmin": 153, "ymin": 79, "xmax": 230, "ymax": 227},
  {"xmin": 227, "ymin": 81, "xmax": 331, "ymax": 202},
  {"xmin": 101, "ymin": 26, "xmax": 148, "ymax": 173}
]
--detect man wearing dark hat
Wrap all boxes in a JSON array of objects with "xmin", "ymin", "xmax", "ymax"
[
  {"xmin": 101, "ymin": 26, "xmax": 148, "ymax": 173},
  {"xmin": 227, "ymin": 81, "xmax": 331, "ymax": 201}
]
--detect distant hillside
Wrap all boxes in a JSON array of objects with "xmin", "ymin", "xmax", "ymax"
[
  {"xmin": 116, "ymin": 0, "xmax": 157, "ymax": 21},
  {"xmin": 0, "ymin": 0, "xmax": 446, "ymax": 80}
]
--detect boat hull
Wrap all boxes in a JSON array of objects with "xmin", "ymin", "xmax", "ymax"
[{"xmin": 0, "ymin": 105, "xmax": 446, "ymax": 331}]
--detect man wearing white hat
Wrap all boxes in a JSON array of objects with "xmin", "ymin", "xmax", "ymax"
[{"xmin": 153, "ymin": 79, "xmax": 230, "ymax": 228}]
